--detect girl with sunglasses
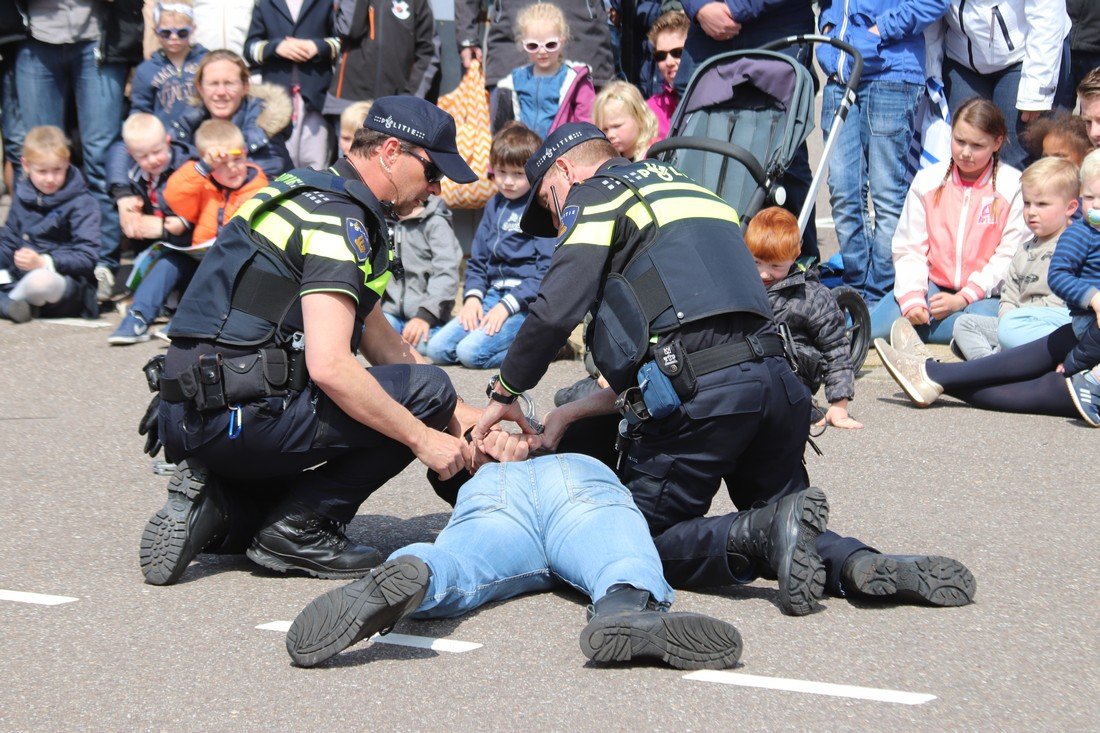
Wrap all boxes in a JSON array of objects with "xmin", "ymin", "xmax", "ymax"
[
  {"xmin": 131, "ymin": 3, "xmax": 209, "ymax": 127},
  {"xmin": 491, "ymin": 2, "xmax": 594, "ymax": 138},
  {"xmin": 645, "ymin": 10, "xmax": 688, "ymax": 142}
]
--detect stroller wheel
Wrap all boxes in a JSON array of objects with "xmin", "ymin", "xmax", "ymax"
[{"xmin": 832, "ymin": 286, "xmax": 871, "ymax": 373}]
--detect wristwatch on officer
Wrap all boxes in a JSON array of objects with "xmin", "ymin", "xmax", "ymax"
[{"xmin": 486, "ymin": 374, "xmax": 519, "ymax": 404}]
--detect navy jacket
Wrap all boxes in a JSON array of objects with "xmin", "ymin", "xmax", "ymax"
[
  {"xmin": 463, "ymin": 192, "xmax": 556, "ymax": 316},
  {"xmin": 0, "ymin": 166, "xmax": 100, "ymax": 282},
  {"xmin": 244, "ymin": 0, "xmax": 340, "ymax": 115},
  {"xmin": 130, "ymin": 44, "xmax": 209, "ymax": 126},
  {"xmin": 107, "ymin": 144, "xmax": 193, "ymax": 248}
]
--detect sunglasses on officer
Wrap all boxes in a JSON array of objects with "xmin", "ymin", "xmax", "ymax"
[
  {"xmin": 156, "ymin": 27, "xmax": 192, "ymax": 39},
  {"xmin": 654, "ymin": 46, "xmax": 683, "ymax": 63},
  {"xmin": 523, "ymin": 38, "xmax": 561, "ymax": 53},
  {"xmin": 402, "ymin": 148, "xmax": 444, "ymax": 185}
]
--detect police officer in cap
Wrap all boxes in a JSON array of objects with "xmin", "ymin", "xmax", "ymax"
[
  {"xmin": 474, "ymin": 123, "xmax": 977, "ymax": 614},
  {"xmin": 139, "ymin": 96, "xmax": 483, "ymax": 586}
]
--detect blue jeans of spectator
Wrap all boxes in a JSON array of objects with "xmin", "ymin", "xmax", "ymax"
[
  {"xmin": 822, "ymin": 80, "xmax": 921, "ymax": 306},
  {"xmin": 394, "ymin": 454, "xmax": 675, "ymax": 619},
  {"xmin": 944, "ymin": 39, "xmax": 1074, "ymax": 169},
  {"xmin": 425, "ymin": 288, "xmax": 526, "ymax": 369},
  {"xmin": 15, "ymin": 39, "xmax": 126, "ymax": 269},
  {"xmin": 870, "ymin": 281, "xmax": 1000, "ymax": 343},
  {"xmin": 998, "ymin": 306, "xmax": 1071, "ymax": 350},
  {"xmin": 131, "ymin": 250, "xmax": 198, "ymax": 323},
  {"xmin": 1, "ymin": 54, "xmax": 24, "ymax": 172},
  {"xmin": 383, "ymin": 311, "xmax": 441, "ymax": 357}
]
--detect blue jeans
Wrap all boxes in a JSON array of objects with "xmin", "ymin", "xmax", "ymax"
[
  {"xmin": 822, "ymin": 80, "xmax": 921, "ymax": 305},
  {"xmin": 1, "ymin": 54, "xmax": 23, "ymax": 168},
  {"xmin": 383, "ymin": 312, "xmax": 441, "ymax": 357},
  {"xmin": 131, "ymin": 251, "xmax": 198, "ymax": 322},
  {"xmin": 870, "ymin": 281, "xmax": 1000, "ymax": 343},
  {"xmin": 425, "ymin": 288, "xmax": 526, "ymax": 369},
  {"xmin": 15, "ymin": 39, "xmax": 126, "ymax": 269},
  {"xmin": 944, "ymin": 39, "xmax": 1074, "ymax": 169},
  {"xmin": 394, "ymin": 454, "xmax": 674, "ymax": 619}
]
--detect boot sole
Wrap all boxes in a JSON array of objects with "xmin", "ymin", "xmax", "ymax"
[
  {"xmin": 847, "ymin": 555, "xmax": 976, "ymax": 606},
  {"xmin": 777, "ymin": 487, "xmax": 829, "ymax": 616},
  {"xmin": 245, "ymin": 542, "xmax": 382, "ymax": 580},
  {"xmin": 139, "ymin": 462, "xmax": 215, "ymax": 586},
  {"xmin": 286, "ymin": 556, "xmax": 431, "ymax": 668},
  {"xmin": 580, "ymin": 611, "xmax": 743, "ymax": 670}
]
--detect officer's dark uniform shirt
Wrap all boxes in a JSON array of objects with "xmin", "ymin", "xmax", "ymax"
[
  {"xmin": 499, "ymin": 157, "xmax": 775, "ymax": 394},
  {"xmin": 165, "ymin": 158, "xmax": 393, "ymax": 373}
]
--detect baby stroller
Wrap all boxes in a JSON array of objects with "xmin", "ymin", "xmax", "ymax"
[{"xmin": 649, "ymin": 35, "xmax": 871, "ymax": 373}]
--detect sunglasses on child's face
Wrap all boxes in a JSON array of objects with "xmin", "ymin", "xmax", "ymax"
[
  {"xmin": 156, "ymin": 27, "xmax": 191, "ymax": 39},
  {"xmin": 654, "ymin": 47, "xmax": 683, "ymax": 63},
  {"xmin": 523, "ymin": 38, "xmax": 561, "ymax": 53}
]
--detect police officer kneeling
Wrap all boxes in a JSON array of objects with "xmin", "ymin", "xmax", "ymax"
[
  {"xmin": 139, "ymin": 97, "xmax": 480, "ymax": 586},
  {"xmin": 474, "ymin": 124, "xmax": 976, "ymax": 615}
]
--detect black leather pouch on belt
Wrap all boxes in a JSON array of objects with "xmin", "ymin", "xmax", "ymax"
[
  {"xmin": 221, "ymin": 348, "xmax": 289, "ymax": 403},
  {"xmin": 653, "ymin": 337, "xmax": 697, "ymax": 400}
]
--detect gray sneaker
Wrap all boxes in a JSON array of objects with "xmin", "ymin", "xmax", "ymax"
[
  {"xmin": 94, "ymin": 265, "xmax": 115, "ymax": 303},
  {"xmin": 889, "ymin": 317, "xmax": 935, "ymax": 363},
  {"xmin": 874, "ymin": 338, "xmax": 943, "ymax": 407}
]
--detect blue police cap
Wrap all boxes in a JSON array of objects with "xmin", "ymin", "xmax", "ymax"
[
  {"xmin": 364, "ymin": 96, "xmax": 478, "ymax": 184},
  {"xmin": 520, "ymin": 122, "xmax": 608, "ymax": 237}
]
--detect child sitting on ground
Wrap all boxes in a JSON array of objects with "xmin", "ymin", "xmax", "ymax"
[
  {"xmin": 951, "ymin": 157, "xmax": 1078, "ymax": 359},
  {"xmin": 426, "ymin": 123, "xmax": 556, "ymax": 369},
  {"xmin": 745, "ymin": 207, "xmax": 862, "ymax": 429},
  {"xmin": 110, "ymin": 113, "xmax": 192, "ymax": 257},
  {"xmin": 381, "ymin": 195, "xmax": 463, "ymax": 355},
  {"xmin": 131, "ymin": 2, "xmax": 208, "ymax": 126},
  {"xmin": 871, "ymin": 97, "xmax": 1030, "ymax": 344},
  {"xmin": 0, "ymin": 126, "xmax": 100, "ymax": 323},
  {"xmin": 491, "ymin": 2, "xmax": 594, "ymax": 138},
  {"xmin": 594, "ymin": 81, "xmax": 659, "ymax": 162},
  {"xmin": 337, "ymin": 100, "xmax": 373, "ymax": 157},
  {"xmin": 109, "ymin": 119, "xmax": 268, "ymax": 344}
]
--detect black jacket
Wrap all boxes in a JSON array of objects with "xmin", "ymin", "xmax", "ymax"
[
  {"xmin": 98, "ymin": 0, "xmax": 144, "ymax": 65},
  {"xmin": 766, "ymin": 267, "xmax": 854, "ymax": 403},
  {"xmin": 244, "ymin": 0, "xmax": 340, "ymax": 115},
  {"xmin": 0, "ymin": 1, "xmax": 27, "ymax": 48},
  {"xmin": 1069, "ymin": 0, "xmax": 1100, "ymax": 54}
]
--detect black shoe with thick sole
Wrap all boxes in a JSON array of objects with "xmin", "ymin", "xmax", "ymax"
[
  {"xmin": 246, "ymin": 504, "xmax": 383, "ymax": 579},
  {"xmin": 843, "ymin": 553, "xmax": 976, "ymax": 606},
  {"xmin": 139, "ymin": 460, "xmax": 228, "ymax": 586},
  {"xmin": 580, "ymin": 610, "xmax": 742, "ymax": 670},
  {"xmin": 286, "ymin": 556, "xmax": 431, "ymax": 668}
]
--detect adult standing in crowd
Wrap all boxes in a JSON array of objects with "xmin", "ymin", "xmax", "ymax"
[
  {"xmin": 139, "ymin": 96, "xmax": 480, "ymax": 587},
  {"xmin": 190, "ymin": 0, "xmax": 257, "ymax": 55},
  {"xmin": 673, "ymin": 0, "xmax": 819, "ymax": 259},
  {"xmin": 942, "ymin": 0, "xmax": 1074, "ymax": 169},
  {"xmin": 455, "ymin": 0, "xmax": 615, "ymax": 89},
  {"xmin": 0, "ymin": 1, "xmax": 27, "ymax": 196},
  {"xmin": 1078, "ymin": 68, "xmax": 1100, "ymax": 149},
  {"xmin": 816, "ymin": 0, "xmax": 949, "ymax": 308},
  {"xmin": 15, "ymin": 0, "xmax": 144, "ymax": 303},
  {"xmin": 1068, "ymin": 0, "xmax": 1100, "ymax": 91}
]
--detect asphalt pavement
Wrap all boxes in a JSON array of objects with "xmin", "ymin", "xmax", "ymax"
[{"xmin": 1, "ymin": 312, "xmax": 1097, "ymax": 732}]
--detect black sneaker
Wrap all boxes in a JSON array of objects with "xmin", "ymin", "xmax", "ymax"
[
  {"xmin": 286, "ymin": 556, "xmax": 431, "ymax": 668},
  {"xmin": 246, "ymin": 504, "xmax": 383, "ymax": 579},
  {"xmin": 580, "ymin": 610, "xmax": 742, "ymax": 670},
  {"xmin": 842, "ymin": 553, "xmax": 976, "ymax": 606},
  {"xmin": 139, "ymin": 460, "xmax": 228, "ymax": 585}
]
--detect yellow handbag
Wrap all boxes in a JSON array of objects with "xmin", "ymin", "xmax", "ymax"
[{"xmin": 437, "ymin": 59, "xmax": 497, "ymax": 209}]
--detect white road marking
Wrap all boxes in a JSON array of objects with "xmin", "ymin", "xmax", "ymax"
[
  {"xmin": 256, "ymin": 621, "xmax": 482, "ymax": 653},
  {"xmin": 37, "ymin": 318, "xmax": 112, "ymax": 329},
  {"xmin": 0, "ymin": 589, "xmax": 79, "ymax": 606},
  {"xmin": 684, "ymin": 671, "xmax": 936, "ymax": 705}
]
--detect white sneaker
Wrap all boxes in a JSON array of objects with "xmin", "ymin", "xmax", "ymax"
[{"xmin": 94, "ymin": 266, "xmax": 115, "ymax": 303}]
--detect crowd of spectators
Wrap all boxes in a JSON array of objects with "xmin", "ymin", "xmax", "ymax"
[{"xmin": 1, "ymin": 0, "xmax": 1100, "ymax": 427}]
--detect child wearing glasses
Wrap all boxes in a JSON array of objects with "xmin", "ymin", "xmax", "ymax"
[
  {"xmin": 491, "ymin": 2, "xmax": 594, "ymax": 138},
  {"xmin": 645, "ymin": 10, "xmax": 688, "ymax": 141},
  {"xmin": 131, "ymin": 2, "xmax": 209, "ymax": 127}
]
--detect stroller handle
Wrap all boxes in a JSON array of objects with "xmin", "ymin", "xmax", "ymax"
[
  {"xmin": 759, "ymin": 34, "xmax": 863, "ymax": 94},
  {"xmin": 647, "ymin": 136, "xmax": 768, "ymax": 189}
]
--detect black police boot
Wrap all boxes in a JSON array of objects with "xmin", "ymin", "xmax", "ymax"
[
  {"xmin": 579, "ymin": 587, "xmax": 743, "ymax": 670},
  {"xmin": 726, "ymin": 487, "xmax": 830, "ymax": 616},
  {"xmin": 841, "ymin": 551, "xmax": 976, "ymax": 606},
  {"xmin": 246, "ymin": 503, "xmax": 383, "ymax": 579},
  {"xmin": 139, "ymin": 459, "xmax": 229, "ymax": 586},
  {"xmin": 0, "ymin": 292, "xmax": 32, "ymax": 324},
  {"xmin": 286, "ymin": 555, "xmax": 431, "ymax": 668}
]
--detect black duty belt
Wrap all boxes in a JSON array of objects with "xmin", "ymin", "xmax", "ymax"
[
  {"xmin": 687, "ymin": 333, "xmax": 785, "ymax": 375},
  {"xmin": 159, "ymin": 346, "xmax": 308, "ymax": 410}
]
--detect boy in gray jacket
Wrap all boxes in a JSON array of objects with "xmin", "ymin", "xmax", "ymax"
[{"xmin": 382, "ymin": 195, "xmax": 463, "ymax": 355}]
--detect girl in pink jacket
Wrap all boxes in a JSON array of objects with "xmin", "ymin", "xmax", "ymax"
[{"xmin": 870, "ymin": 98, "xmax": 1029, "ymax": 343}]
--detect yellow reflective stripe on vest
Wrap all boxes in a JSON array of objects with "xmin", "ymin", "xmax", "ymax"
[
  {"xmin": 251, "ymin": 210, "xmax": 296, "ymax": 252},
  {"xmin": 278, "ymin": 198, "xmax": 343, "ymax": 228},
  {"xmin": 562, "ymin": 218, "xmax": 617, "ymax": 248},
  {"xmin": 232, "ymin": 186, "xmax": 281, "ymax": 221},
  {"xmin": 624, "ymin": 196, "xmax": 740, "ymax": 230}
]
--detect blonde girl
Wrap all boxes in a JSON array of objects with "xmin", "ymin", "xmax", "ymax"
[{"xmin": 593, "ymin": 81, "xmax": 658, "ymax": 162}]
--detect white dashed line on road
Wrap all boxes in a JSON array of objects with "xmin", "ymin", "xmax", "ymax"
[
  {"xmin": 684, "ymin": 670, "xmax": 936, "ymax": 705},
  {"xmin": 0, "ymin": 590, "xmax": 79, "ymax": 606},
  {"xmin": 256, "ymin": 621, "xmax": 482, "ymax": 653}
]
